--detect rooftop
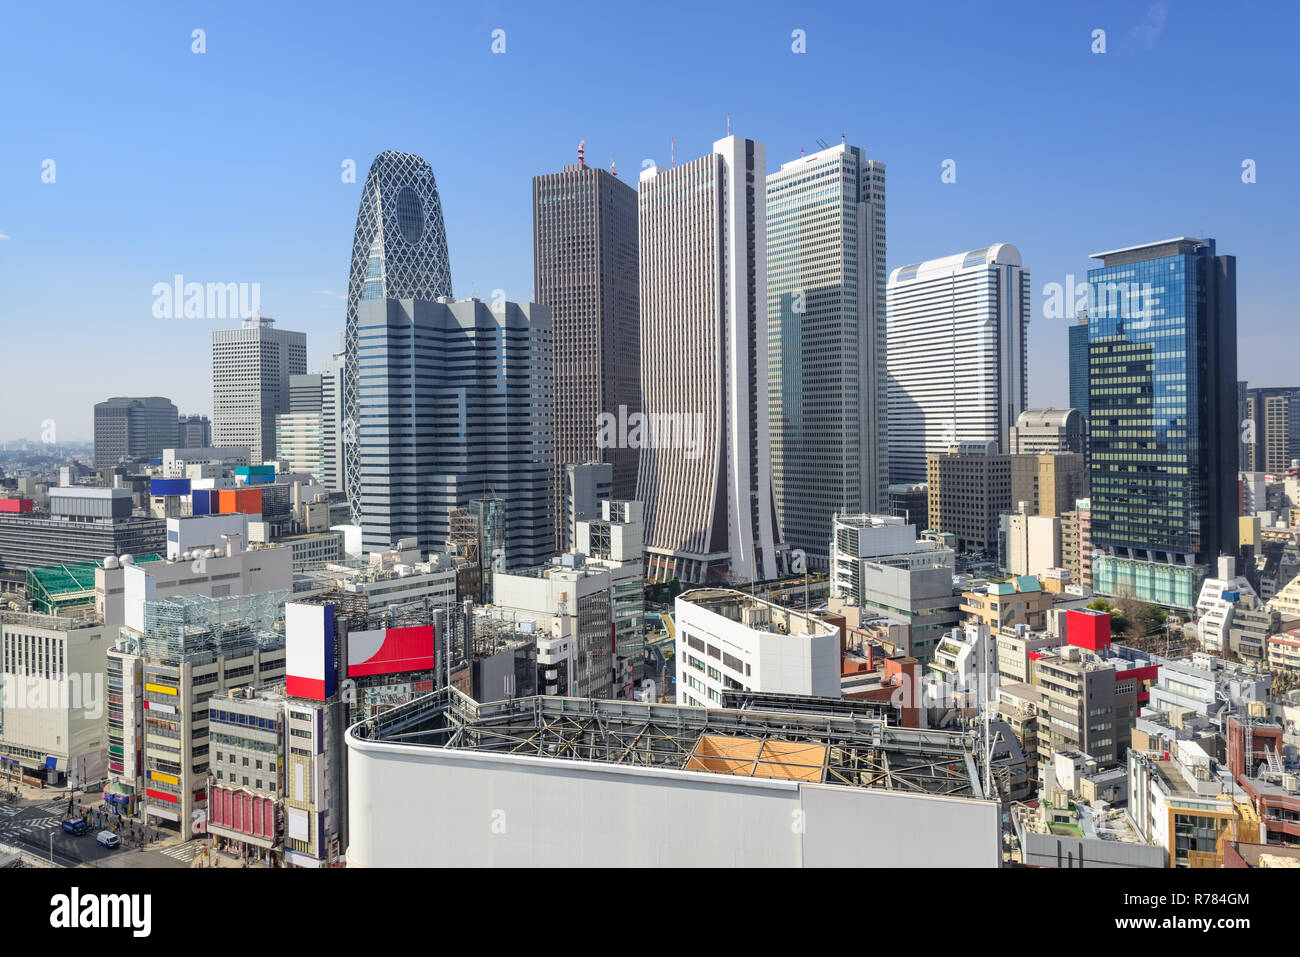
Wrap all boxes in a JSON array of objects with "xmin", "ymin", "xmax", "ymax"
[{"xmin": 350, "ymin": 687, "xmax": 991, "ymax": 799}]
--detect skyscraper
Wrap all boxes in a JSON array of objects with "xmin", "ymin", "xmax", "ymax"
[
  {"xmin": 344, "ymin": 151, "xmax": 453, "ymax": 526},
  {"xmin": 93, "ymin": 396, "xmax": 180, "ymax": 466},
  {"xmin": 637, "ymin": 135, "xmax": 784, "ymax": 584},
  {"xmin": 766, "ymin": 142, "xmax": 887, "ymax": 570},
  {"xmin": 211, "ymin": 315, "xmax": 307, "ymax": 464},
  {"xmin": 1243, "ymin": 386, "xmax": 1300, "ymax": 473},
  {"xmin": 1068, "ymin": 313, "xmax": 1090, "ymax": 419},
  {"xmin": 356, "ymin": 296, "xmax": 553, "ymax": 565},
  {"xmin": 1087, "ymin": 237, "xmax": 1237, "ymax": 608},
  {"xmin": 276, "ymin": 374, "xmax": 325, "ymax": 482},
  {"xmin": 320, "ymin": 350, "xmax": 345, "ymax": 493},
  {"xmin": 533, "ymin": 151, "xmax": 640, "ymax": 548},
  {"xmin": 886, "ymin": 244, "xmax": 1030, "ymax": 483},
  {"xmin": 177, "ymin": 413, "xmax": 211, "ymax": 449}
]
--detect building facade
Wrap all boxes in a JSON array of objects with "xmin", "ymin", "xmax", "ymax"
[
  {"xmin": 94, "ymin": 397, "xmax": 180, "ymax": 467},
  {"xmin": 356, "ymin": 297, "xmax": 553, "ymax": 565},
  {"xmin": 766, "ymin": 142, "xmax": 888, "ymax": 569},
  {"xmin": 886, "ymin": 244, "xmax": 1030, "ymax": 482},
  {"xmin": 212, "ymin": 315, "xmax": 307, "ymax": 464},
  {"xmin": 344, "ymin": 150, "xmax": 454, "ymax": 526},
  {"xmin": 637, "ymin": 136, "xmax": 784, "ymax": 585},
  {"xmin": 1087, "ymin": 238, "xmax": 1237, "ymax": 608},
  {"xmin": 533, "ymin": 156, "xmax": 640, "ymax": 545}
]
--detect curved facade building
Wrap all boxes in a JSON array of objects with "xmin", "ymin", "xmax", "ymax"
[
  {"xmin": 886, "ymin": 243, "xmax": 1029, "ymax": 483},
  {"xmin": 344, "ymin": 151, "xmax": 453, "ymax": 525}
]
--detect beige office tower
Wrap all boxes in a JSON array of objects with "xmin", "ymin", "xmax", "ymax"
[
  {"xmin": 533, "ymin": 154, "xmax": 640, "ymax": 550},
  {"xmin": 212, "ymin": 315, "xmax": 307, "ymax": 464},
  {"xmin": 637, "ymin": 135, "xmax": 784, "ymax": 584}
]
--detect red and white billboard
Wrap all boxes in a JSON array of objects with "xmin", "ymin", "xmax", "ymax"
[
  {"xmin": 347, "ymin": 624, "xmax": 435, "ymax": 677},
  {"xmin": 286, "ymin": 603, "xmax": 336, "ymax": 700}
]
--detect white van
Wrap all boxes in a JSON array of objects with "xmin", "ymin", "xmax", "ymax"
[{"xmin": 96, "ymin": 830, "xmax": 120, "ymax": 848}]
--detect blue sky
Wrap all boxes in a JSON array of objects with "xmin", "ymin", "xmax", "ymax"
[{"xmin": 1, "ymin": 0, "xmax": 1295, "ymax": 441}]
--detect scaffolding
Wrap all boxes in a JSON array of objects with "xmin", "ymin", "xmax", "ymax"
[
  {"xmin": 138, "ymin": 589, "xmax": 289, "ymax": 664},
  {"xmin": 354, "ymin": 687, "xmax": 988, "ymax": 799}
]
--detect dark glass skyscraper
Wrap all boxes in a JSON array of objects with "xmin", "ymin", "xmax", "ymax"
[
  {"xmin": 1068, "ymin": 314, "xmax": 1090, "ymax": 418},
  {"xmin": 1087, "ymin": 238, "xmax": 1237, "ymax": 608},
  {"xmin": 344, "ymin": 151, "xmax": 453, "ymax": 525},
  {"xmin": 533, "ymin": 154, "xmax": 639, "ymax": 550}
]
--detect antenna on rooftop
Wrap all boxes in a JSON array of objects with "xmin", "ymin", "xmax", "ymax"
[{"xmin": 578, "ymin": 138, "xmax": 586, "ymax": 167}]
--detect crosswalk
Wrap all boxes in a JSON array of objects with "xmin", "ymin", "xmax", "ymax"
[
  {"xmin": 0, "ymin": 816, "xmax": 58, "ymax": 838},
  {"xmin": 159, "ymin": 840, "xmax": 203, "ymax": 862}
]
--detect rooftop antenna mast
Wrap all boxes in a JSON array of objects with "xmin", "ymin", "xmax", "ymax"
[
  {"xmin": 726, "ymin": 112, "xmax": 731, "ymax": 135},
  {"xmin": 578, "ymin": 138, "xmax": 586, "ymax": 167},
  {"xmin": 610, "ymin": 157, "xmax": 617, "ymax": 178},
  {"xmin": 670, "ymin": 137, "xmax": 675, "ymax": 169}
]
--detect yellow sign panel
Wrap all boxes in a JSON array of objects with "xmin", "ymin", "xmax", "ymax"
[
  {"xmin": 150, "ymin": 771, "xmax": 178, "ymax": 785},
  {"xmin": 145, "ymin": 683, "xmax": 177, "ymax": 696}
]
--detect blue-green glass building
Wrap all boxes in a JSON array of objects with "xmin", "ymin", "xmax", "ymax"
[{"xmin": 1086, "ymin": 238, "xmax": 1237, "ymax": 609}]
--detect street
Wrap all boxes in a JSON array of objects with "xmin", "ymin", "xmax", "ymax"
[{"xmin": 0, "ymin": 796, "xmax": 197, "ymax": 868}]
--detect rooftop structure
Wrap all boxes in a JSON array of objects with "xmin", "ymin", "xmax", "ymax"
[{"xmin": 346, "ymin": 686, "xmax": 1001, "ymax": 866}]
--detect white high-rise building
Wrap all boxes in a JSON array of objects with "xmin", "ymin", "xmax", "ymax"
[
  {"xmin": 637, "ymin": 135, "xmax": 784, "ymax": 585},
  {"xmin": 212, "ymin": 315, "xmax": 307, "ymax": 464},
  {"xmin": 767, "ymin": 142, "xmax": 887, "ymax": 570},
  {"xmin": 886, "ymin": 245, "xmax": 1029, "ymax": 483},
  {"xmin": 320, "ymin": 350, "xmax": 345, "ymax": 493}
]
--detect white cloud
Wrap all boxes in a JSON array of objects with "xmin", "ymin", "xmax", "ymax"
[
  {"xmin": 313, "ymin": 289, "xmax": 345, "ymax": 299},
  {"xmin": 0, "ymin": 233, "xmax": 11, "ymax": 240}
]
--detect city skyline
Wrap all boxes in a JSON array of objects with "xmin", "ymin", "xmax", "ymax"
[{"xmin": 2, "ymin": 2, "xmax": 1296, "ymax": 441}]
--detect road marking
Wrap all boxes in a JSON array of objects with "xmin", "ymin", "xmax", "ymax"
[{"xmin": 160, "ymin": 841, "xmax": 203, "ymax": 861}]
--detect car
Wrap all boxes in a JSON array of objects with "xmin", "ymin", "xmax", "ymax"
[
  {"xmin": 96, "ymin": 830, "xmax": 120, "ymax": 848},
  {"xmin": 60, "ymin": 819, "xmax": 88, "ymax": 836}
]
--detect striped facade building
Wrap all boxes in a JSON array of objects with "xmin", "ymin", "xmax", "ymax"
[
  {"xmin": 886, "ymin": 244, "xmax": 1030, "ymax": 483},
  {"xmin": 636, "ymin": 136, "xmax": 784, "ymax": 585}
]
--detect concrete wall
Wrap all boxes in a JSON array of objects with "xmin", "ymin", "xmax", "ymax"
[{"xmin": 346, "ymin": 733, "xmax": 1001, "ymax": 867}]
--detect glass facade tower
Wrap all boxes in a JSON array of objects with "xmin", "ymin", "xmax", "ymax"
[
  {"xmin": 766, "ymin": 143, "xmax": 887, "ymax": 570},
  {"xmin": 1087, "ymin": 238, "xmax": 1237, "ymax": 608}
]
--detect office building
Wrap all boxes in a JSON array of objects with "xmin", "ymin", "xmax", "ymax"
[
  {"xmin": 491, "ymin": 555, "xmax": 613, "ymax": 700},
  {"xmin": 356, "ymin": 297, "xmax": 552, "ymax": 564},
  {"xmin": 0, "ymin": 611, "xmax": 112, "ymax": 788},
  {"xmin": 343, "ymin": 150, "xmax": 453, "ymax": 526},
  {"xmin": 1243, "ymin": 387, "xmax": 1300, "ymax": 474},
  {"xmin": 675, "ymin": 589, "xmax": 840, "ymax": 709},
  {"xmin": 345, "ymin": 686, "xmax": 1000, "ymax": 867},
  {"xmin": 926, "ymin": 442, "xmax": 1012, "ymax": 554},
  {"xmin": 108, "ymin": 589, "xmax": 287, "ymax": 838},
  {"xmin": 961, "ymin": 575, "xmax": 1053, "ymax": 636},
  {"xmin": 828, "ymin": 514, "xmax": 958, "ymax": 662},
  {"xmin": 1010, "ymin": 452, "xmax": 1086, "ymax": 518},
  {"xmin": 212, "ymin": 315, "xmax": 307, "ymax": 464},
  {"xmin": 275, "ymin": 413, "xmax": 325, "ymax": 485},
  {"xmin": 1007, "ymin": 408, "xmax": 1086, "ymax": 456},
  {"xmin": 177, "ymin": 414, "xmax": 212, "ymax": 449},
  {"xmin": 1031, "ymin": 645, "xmax": 1137, "ymax": 767},
  {"xmin": 561, "ymin": 462, "xmax": 612, "ymax": 553},
  {"xmin": 637, "ymin": 136, "xmax": 783, "ymax": 585},
  {"xmin": 0, "ymin": 490, "xmax": 165, "ymax": 574},
  {"xmin": 886, "ymin": 244, "xmax": 1030, "ymax": 482},
  {"xmin": 1068, "ymin": 313, "xmax": 1090, "ymax": 419},
  {"xmin": 767, "ymin": 142, "xmax": 888, "ymax": 568},
  {"xmin": 94, "ymin": 397, "xmax": 180, "ymax": 467},
  {"xmin": 887, "ymin": 482, "xmax": 928, "ymax": 531},
  {"xmin": 1087, "ymin": 239, "xmax": 1237, "ymax": 608},
  {"xmin": 533, "ymin": 153, "xmax": 640, "ymax": 544},
  {"xmin": 205, "ymin": 686, "xmax": 285, "ymax": 865},
  {"xmin": 574, "ymin": 500, "xmax": 646, "ymax": 686},
  {"xmin": 320, "ymin": 352, "xmax": 345, "ymax": 493}
]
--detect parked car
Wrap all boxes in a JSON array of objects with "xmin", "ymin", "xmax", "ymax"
[
  {"xmin": 60, "ymin": 819, "xmax": 88, "ymax": 836},
  {"xmin": 96, "ymin": 830, "xmax": 120, "ymax": 848}
]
